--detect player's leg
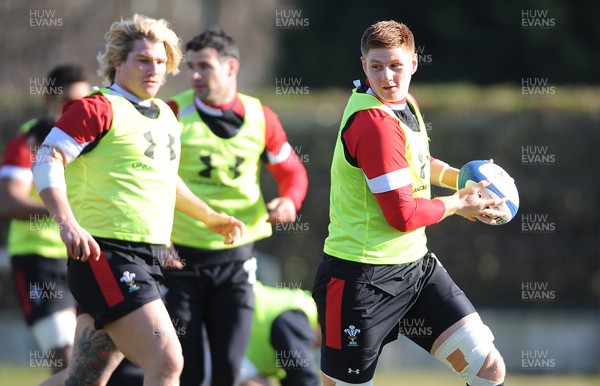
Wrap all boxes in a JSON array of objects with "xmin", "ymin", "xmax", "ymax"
[
  {"xmin": 400, "ymin": 253, "xmax": 505, "ymax": 386},
  {"xmin": 271, "ymin": 310, "xmax": 320, "ymax": 386},
  {"xmin": 104, "ymin": 298, "xmax": 183, "ymax": 386},
  {"xmin": 204, "ymin": 257, "xmax": 255, "ymax": 386},
  {"xmin": 12, "ymin": 255, "xmax": 78, "ymax": 373},
  {"xmin": 31, "ymin": 309, "xmax": 76, "ymax": 374},
  {"xmin": 163, "ymin": 263, "xmax": 208, "ymax": 386},
  {"xmin": 431, "ymin": 313, "xmax": 505, "ymax": 386},
  {"xmin": 312, "ymin": 254, "xmax": 422, "ymax": 386},
  {"xmin": 66, "ymin": 240, "xmax": 182, "ymax": 386},
  {"xmin": 40, "ymin": 313, "xmax": 124, "ymax": 386}
]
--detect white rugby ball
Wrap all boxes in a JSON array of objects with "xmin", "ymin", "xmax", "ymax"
[{"xmin": 457, "ymin": 160, "xmax": 519, "ymax": 225}]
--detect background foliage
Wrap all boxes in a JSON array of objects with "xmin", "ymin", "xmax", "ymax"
[{"xmin": 0, "ymin": 0, "xmax": 598, "ymax": 311}]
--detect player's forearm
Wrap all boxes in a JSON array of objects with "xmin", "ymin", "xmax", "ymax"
[
  {"xmin": 430, "ymin": 158, "xmax": 458, "ymax": 189},
  {"xmin": 0, "ymin": 180, "xmax": 48, "ymax": 220},
  {"xmin": 31, "ymin": 145, "xmax": 74, "ymax": 225},
  {"xmin": 37, "ymin": 187, "xmax": 78, "ymax": 226},
  {"xmin": 174, "ymin": 176, "xmax": 218, "ymax": 223},
  {"xmin": 433, "ymin": 194, "xmax": 461, "ymax": 221},
  {"xmin": 265, "ymin": 154, "xmax": 308, "ymax": 210},
  {"xmin": 375, "ymin": 188, "xmax": 445, "ymax": 232},
  {"xmin": 0, "ymin": 195, "xmax": 49, "ymax": 220}
]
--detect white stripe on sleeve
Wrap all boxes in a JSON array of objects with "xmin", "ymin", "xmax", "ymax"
[
  {"xmin": 42, "ymin": 127, "xmax": 90, "ymax": 164},
  {"xmin": 266, "ymin": 141, "xmax": 292, "ymax": 165},
  {"xmin": 0, "ymin": 165, "xmax": 33, "ymax": 182},
  {"xmin": 364, "ymin": 168, "xmax": 411, "ymax": 194}
]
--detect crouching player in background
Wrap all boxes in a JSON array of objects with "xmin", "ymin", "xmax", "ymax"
[{"xmin": 239, "ymin": 281, "xmax": 320, "ymax": 386}]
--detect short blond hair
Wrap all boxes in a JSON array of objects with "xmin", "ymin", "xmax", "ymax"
[
  {"xmin": 97, "ymin": 14, "xmax": 182, "ymax": 84},
  {"xmin": 361, "ymin": 20, "xmax": 415, "ymax": 56}
]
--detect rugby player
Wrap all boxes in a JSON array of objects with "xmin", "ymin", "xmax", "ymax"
[
  {"xmin": 164, "ymin": 29, "xmax": 308, "ymax": 386},
  {"xmin": 0, "ymin": 64, "xmax": 90, "ymax": 373},
  {"xmin": 33, "ymin": 15, "xmax": 244, "ymax": 386},
  {"xmin": 312, "ymin": 20, "xmax": 507, "ymax": 386}
]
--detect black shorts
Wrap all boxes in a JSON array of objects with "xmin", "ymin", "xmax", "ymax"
[
  {"xmin": 162, "ymin": 244, "xmax": 256, "ymax": 386},
  {"xmin": 312, "ymin": 252, "xmax": 476, "ymax": 383},
  {"xmin": 67, "ymin": 237, "xmax": 166, "ymax": 329},
  {"xmin": 11, "ymin": 255, "xmax": 77, "ymax": 325}
]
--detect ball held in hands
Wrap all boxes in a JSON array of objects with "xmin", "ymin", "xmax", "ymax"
[{"xmin": 458, "ymin": 160, "xmax": 519, "ymax": 225}]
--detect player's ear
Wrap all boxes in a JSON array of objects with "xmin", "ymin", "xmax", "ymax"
[
  {"xmin": 411, "ymin": 52, "xmax": 418, "ymax": 75},
  {"xmin": 361, "ymin": 56, "xmax": 367, "ymax": 74},
  {"xmin": 227, "ymin": 57, "xmax": 240, "ymax": 77}
]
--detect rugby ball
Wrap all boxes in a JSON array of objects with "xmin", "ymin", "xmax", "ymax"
[{"xmin": 458, "ymin": 160, "xmax": 519, "ymax": 225}]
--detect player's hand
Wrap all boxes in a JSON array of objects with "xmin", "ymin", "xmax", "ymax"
[
  {"xmin": 204, "ymin": 213, "xmax": 245, "ymax": 244},
  {"xmin": 266, "ymin": 197, "xmax": 296, "ymax": 223},
  {"xmin": 58, "ymin": 220, "xmax": 101, "ymax": 261},
  {"xmin": 162, "ymin": 243, "xmax": 185, "ymax": 270},
  {"xmin": 455, "ymin": 180, "xmax": 507, "ymax": 225}
]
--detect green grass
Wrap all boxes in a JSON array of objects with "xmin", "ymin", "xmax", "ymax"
[
  {"xmin": 0, "ymin": 365, "xmax": 50, "ymax": 385},
  {"xmin": 1, "ymin": 366, "xmax": 598, "ymax": 386},
  {"xmin": 374, "ymin": 371, "xmax": 600, "ymax": 386}
]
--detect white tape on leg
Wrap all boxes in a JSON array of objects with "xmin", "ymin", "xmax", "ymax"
[
  {"xmin": 433, "ymin": 315, "xmax": 498, "ymax": 386},
  {"xmin": 31, "ymin": 309, "xmax": 76, "ymax": 350}
]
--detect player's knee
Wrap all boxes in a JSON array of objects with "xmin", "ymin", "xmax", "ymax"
[
  {"xmin": 433, "ymin": 315, "xmax": 504, "ymax": 386},
  {"xmin": 146, "ymin": 343, "xmax": 183, "ymax": 379},
  {"xmin": 31, "ymin": 309, "xmax": 76, "ymax": 352},
  {"xmin": 475, "ymin": 348, "xmax": 506, "ymax": 384}
]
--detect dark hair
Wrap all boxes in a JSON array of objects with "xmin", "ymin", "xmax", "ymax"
[
  {"xmin": 185, "ymin": 29, "xmax": 239, "ymax": 60},
  {"xmin": 26, "ymin": 114, "xmax": 56, "ymax": 145},
  {"xmin": 46, "ymin": 64, "xmax": 88, "ymax": 95}
]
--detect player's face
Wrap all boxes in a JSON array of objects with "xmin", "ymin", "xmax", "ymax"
[
  {"xmin": 186, "ymin": 48, "xmax": 237, "ymax": 106},
  {"xmin": 46, "ymin": 81, "xmax": 91, "ymax": 120},
  {"xmin": 362, "ymin": 47, "xmax": 417, "ymax": 103},
  {"xmin": 65, "ymin": 81, "xmax": 92, "ymax": 101},
  {"xmin": 114, "ymin": 38, "xmax": 167, "ymax": 100}
]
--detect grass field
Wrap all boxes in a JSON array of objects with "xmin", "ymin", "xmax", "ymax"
[
  {"xmin": 1, "ymin": 366, "xmax": 598, "ymax": 386},
  {"xmin": 374, "ymin": 371, "xmax": 600, "ymax": 386}
]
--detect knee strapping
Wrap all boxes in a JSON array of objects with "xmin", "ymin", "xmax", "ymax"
[
  {"xmin": 433, "ymin": 315, "xmax": 501, "ymax": 386},
  {"xmin": 32, "ymin": 309, "xmax": 76, "ymax": 350}
]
